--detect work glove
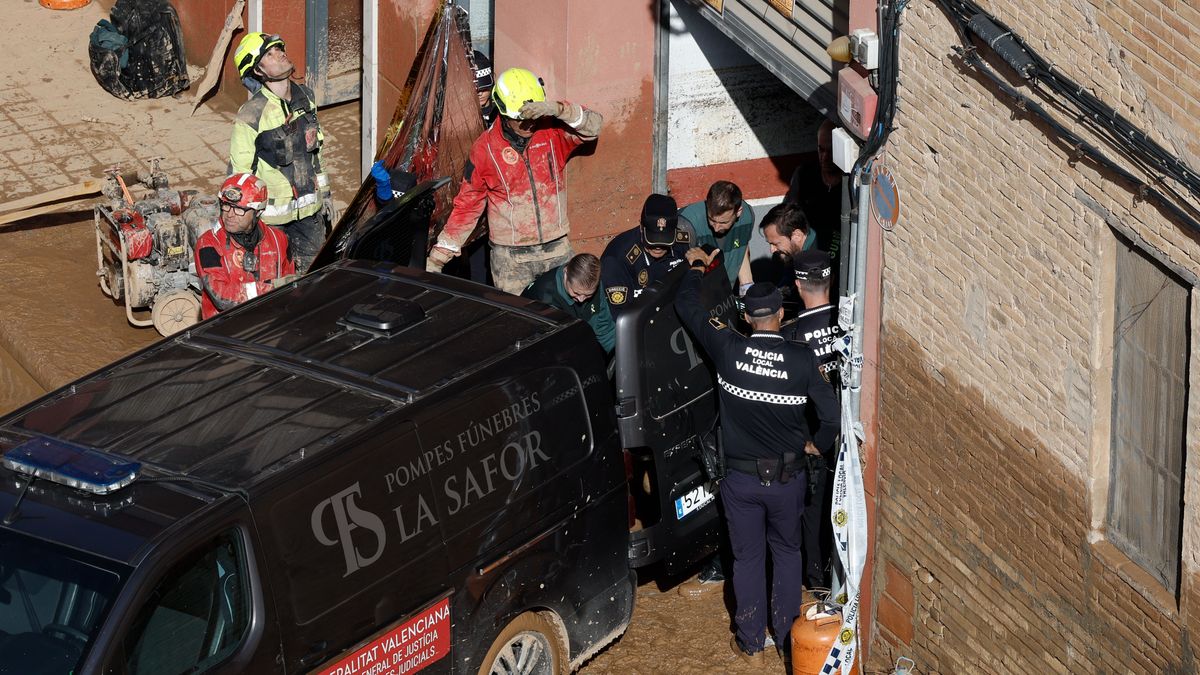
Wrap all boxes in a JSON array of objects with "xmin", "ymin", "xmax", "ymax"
[
  {"xmin": 371, "ymin": 160, "xmax": 392, "ymax": 201},
  {"xmin": 270, "ymin": 274, "xmax": 300, "ymax": 289},
  {"xmin": 519, "ymin": 100, "xmax": 562, "ymax": 120},
  {"xmin": 426, "ymin": 245, "xmax": 457, "ymax": 273},
  {"xmin": 321, "ymin": 197, "xmax": 339, "ymax": 230}
]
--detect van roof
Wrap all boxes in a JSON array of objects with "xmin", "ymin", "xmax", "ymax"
[{"xmin": 0, "ymin": 263, "xmax": 565, "ymax": 494}]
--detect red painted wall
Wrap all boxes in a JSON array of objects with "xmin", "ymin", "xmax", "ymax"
[
  {"xmin": 173, "ymin": 0, "xmax": 236, "ymax": 68},
  {"xmin": 265, "ymin": 0, "xmax": 307, "ymax": 79},
  {"xmin": 495, "ymin": 0, "xmax": 657, "ymax": 256},
  {"xmin": 375, "ymin": 0, "xmax": 439, "ymax": 157},
  {"xmin": 170, "ymin": 0, "xmax": 309, "ymax": 102}
]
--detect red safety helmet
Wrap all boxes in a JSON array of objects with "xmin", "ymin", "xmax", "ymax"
[{"xmin": 219, "ymin": 173, "xmax": 269, "ymax": 212}]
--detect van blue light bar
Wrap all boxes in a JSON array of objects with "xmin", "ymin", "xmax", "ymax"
[{"xmin": 2, "ymin": 437, "xmax": 140, "ymax": 495}]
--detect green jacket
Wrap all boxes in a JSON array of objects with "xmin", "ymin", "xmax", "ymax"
[
  {"xmin": 230, "ymin": 82, "xmax": 328, "ymax": 225},
  {"xmin": 521, "ymin": 265, "xmax": 615, "ymax": 354},
  {"xmin": 678, "ymin": 200, "xmax": 755, "ymax": 285}
]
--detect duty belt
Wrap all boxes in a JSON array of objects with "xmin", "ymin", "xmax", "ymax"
[{"xmin": 725, "ymin": 455, "xmax": 801, "ymax": 486}]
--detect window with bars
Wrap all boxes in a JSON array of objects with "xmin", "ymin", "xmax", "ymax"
[{"xmin": 1106, "ymin": 239, "xmax": 1191, "ymax": 596}]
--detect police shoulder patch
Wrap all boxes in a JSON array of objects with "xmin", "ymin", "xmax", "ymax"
[
  {"xmin": 607, "ymin": 286, "xmax": 628, "ymax": 305},
  {"xmin": 676, "ymin": 229, "xmax": 691, "ymax": 243},
  {"xmin": 625, "ymin": 244, "xmax": 641, "ymax": 265},
  {"xmin": 198, "ymin": 246, "xmax": 222, "ymax": 269}
]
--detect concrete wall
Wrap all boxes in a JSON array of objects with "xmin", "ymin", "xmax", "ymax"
[{"xmin": 870, "ymin": 0, "xmax": 1200, "ymax": 671}]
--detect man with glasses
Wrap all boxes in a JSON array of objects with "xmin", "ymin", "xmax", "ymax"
[
  {"xmin": 600, "ymin": 193, "xmax": 692, "ymax": 317},
  {"xmin": 521, "ymin": 253, "xmax": 615, "ymax": 354},
  {"xmin": 229, "ymin": 32, "xmax": 330, "ymax": 272},
  {"xmin": 194, "ymin": 173, "xmax": 297, "ymax": 320},
  {"xmin": 678, "ymin": 180, "xmax": 756, "ymax": 293}
]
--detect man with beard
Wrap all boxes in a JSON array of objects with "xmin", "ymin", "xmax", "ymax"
[
  {"xmin": 677, "ymin": 180, "xmax": 755, "ymax": 293},
  {"xmin": 758, "ymin": 202, "xmax": 817, "ymax": 296}
]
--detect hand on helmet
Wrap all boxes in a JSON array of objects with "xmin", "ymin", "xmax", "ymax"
[{"xmin": 518, "ymin": 100, "xmax": 561, "ymax": 120}]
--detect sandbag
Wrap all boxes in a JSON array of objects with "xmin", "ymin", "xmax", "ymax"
[{"xmin": 89, "ymin": 0, "xmax": 189, "ymax": 99}]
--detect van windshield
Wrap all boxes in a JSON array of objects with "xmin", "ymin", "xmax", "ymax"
[{"xmin": 0, "ymin": 530, "xmax": 126, "ymax": 674}]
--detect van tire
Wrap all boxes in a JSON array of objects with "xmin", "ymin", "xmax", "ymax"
[{"xmin": 476, "ymin": 612, "xmax": 567, "ymax": 675}]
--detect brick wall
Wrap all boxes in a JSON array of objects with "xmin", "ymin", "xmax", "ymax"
[{"xmin": 870, "ymin": 0, "xmax": 1200, "ymax": 671}]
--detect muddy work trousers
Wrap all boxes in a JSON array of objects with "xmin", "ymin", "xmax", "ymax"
[
  {"xmin": 721, "ymin": 468, "xmax": 806, "ymax": 653},
  {"xmin": 489, "ymin": 236, "xmax": 572, "ymax": 295},
  {"xmin": 279, "ymin": 212, "xmax": 328, "ymax": 273}
]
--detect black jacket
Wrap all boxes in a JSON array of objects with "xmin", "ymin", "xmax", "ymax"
[
  {"xmin": 675, "ymin": 268, "xmax": 840, "ymax": 461},
  {"xmin": 601, "ymin": 226, "xmax": 689, "ymax": 315},
  {"xmin": 782, "ymin": 303, "xmax": 842, "ymax": 385}
]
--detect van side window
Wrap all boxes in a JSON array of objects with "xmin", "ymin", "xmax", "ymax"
[{"xmin": 121, "ymin": 530, "xmax": 250, "ymax": 675}]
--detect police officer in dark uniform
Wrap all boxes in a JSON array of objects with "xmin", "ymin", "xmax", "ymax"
[
  {"xmin": 601, "ymin": 193, "xmax": 691, "ymax": 316},
  {"xmin": 782, "ymin": 249, "xmax": 844, "ymax": 591},
  {"xmin": 784, "ymin": 249, "xmax": 842, "ymax": 384},
  {"xmin": 675, "ymin": 248, "xmax": 840, "ymax": 661}
]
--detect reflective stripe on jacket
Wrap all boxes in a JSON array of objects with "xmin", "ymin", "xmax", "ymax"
[
  {"xmin": 442, "ymin": 118, "xmax": 588, "ymax": 248},
  {"xmin": 230, "ymin": 82, "xmax": 327, "ymax": 225},
  {"xmin": 195, "ymin": 221, "xmax": 296, "ymax": 319}
]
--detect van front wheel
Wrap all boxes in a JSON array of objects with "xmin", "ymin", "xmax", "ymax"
[{"xmin": 477, "ymin": 612, "xmax": 566, "ymax": 675}]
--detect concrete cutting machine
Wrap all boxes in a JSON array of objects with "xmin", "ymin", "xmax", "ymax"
[{"xmin": 94, "ymin": 162, "xmax": 217, "ymax": 337}]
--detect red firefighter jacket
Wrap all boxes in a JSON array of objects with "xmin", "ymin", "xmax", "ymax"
[
  {"xmin": 195, "ymin": 221, "xmax": 295, "ymax": 320},
  {"xmin": 441, "ymin": 117, "xmax": 590, "ymax": 248}
]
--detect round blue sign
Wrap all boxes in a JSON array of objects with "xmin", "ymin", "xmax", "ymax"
[{"xmin": 871, "ymin": 165, "xmax": 900, "ymax": 228}]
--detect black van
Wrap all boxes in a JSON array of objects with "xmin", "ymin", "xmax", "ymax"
[{"xmin": 0, "ymin": 185, "xmax": 731, "ymax": 674}]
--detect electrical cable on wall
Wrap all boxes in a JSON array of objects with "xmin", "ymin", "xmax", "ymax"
[
  {"xmin": 850, "ymin": 0, "xmax": 909, "ymax": 199},
  {"xmin": 931, "ymin": 0, "xmax": 1200, "ymax": 235}
]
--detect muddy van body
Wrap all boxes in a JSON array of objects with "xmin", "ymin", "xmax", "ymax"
[
  {"xmin": 0, "ymin": 263, "xmax": 641, "ymax": 674},
  {"xmin": 0, "ymin": 184, "xmax": 730, "ymax": 674}
]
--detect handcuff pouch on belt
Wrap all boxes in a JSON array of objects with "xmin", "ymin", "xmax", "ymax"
[
  {"xmin": 727, "ymin": 452, "xmax": 800, "ymax": 486},
  {"xmin": 756, "ymin": 450, "xmax": 798, "ymax": 486}
]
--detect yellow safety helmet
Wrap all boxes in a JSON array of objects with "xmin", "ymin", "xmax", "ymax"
[
  {"xmin": 492, "ymin": 67, "xmax": 546, "ymax": 119},
  {"xmin": 234, "ymin": 32, "xmax": 286, "ymax": 78}
]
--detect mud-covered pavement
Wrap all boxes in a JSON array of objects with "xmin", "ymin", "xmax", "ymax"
[{"xmin": 0, "ymin": 2, "xmax": 795, "ymax": 672}]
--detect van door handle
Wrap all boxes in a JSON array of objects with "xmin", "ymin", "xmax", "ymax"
[{"xmin": 298, "ymin": 641, "xmax": 329, "ymax": 668}]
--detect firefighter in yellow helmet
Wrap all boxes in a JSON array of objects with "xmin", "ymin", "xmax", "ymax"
[
  {"xmin": 428, "ymin": 67, "xmax": 603, "ymax": 294},
  {"xmin": 228, "ymin": 32, "xmax": 331, "ymax": 272}
]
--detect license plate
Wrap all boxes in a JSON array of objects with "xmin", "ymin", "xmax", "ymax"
[{"xmin": 675, "ymin": 483, "xmax": 715, "ymax": 520}]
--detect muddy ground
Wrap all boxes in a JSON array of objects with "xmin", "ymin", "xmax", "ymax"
[{"xmin": 0, "ymin": 2, "xmax": 807, "ymax": 672}]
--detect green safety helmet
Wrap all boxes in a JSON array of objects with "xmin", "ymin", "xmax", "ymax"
[
  {"xmin": 234, "ymin": 32, "xmax": 286, "ymax": 79},
  {"xmin": 491, "ymin": 67, "xmax": 546, "ymax": 119}
]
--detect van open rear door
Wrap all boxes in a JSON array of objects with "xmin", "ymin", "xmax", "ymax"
[{"xmin": 614, "ymin": 266, "xmax": 738, "ymax": 576}]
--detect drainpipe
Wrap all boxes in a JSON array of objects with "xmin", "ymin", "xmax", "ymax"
[{"xmin": 848, "ymin": 165, "xmax": 871, "ymax": 421}]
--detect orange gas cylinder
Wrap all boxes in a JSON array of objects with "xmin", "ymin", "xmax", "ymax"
[
  {"xmin": 790, "ymin": 601, "xmax": 862, "ymax": 675},
  {"xmin": 39, "ymin": 0, "xmax": 91, "ymax": 8}
]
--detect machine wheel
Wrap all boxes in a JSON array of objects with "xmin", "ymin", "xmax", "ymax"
[
  {"xmin": 476, "ymin": 612, "xmax": 566, "ymax": 675},
  {"xmin": 151, "ymin": 291, "xmax": 201, "ymax": 337}
]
